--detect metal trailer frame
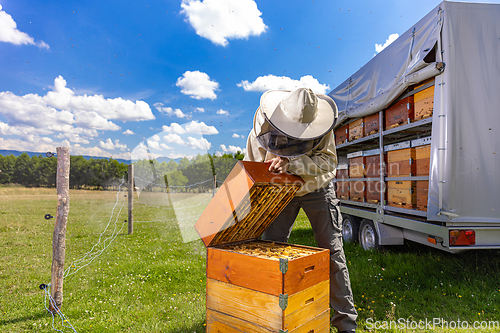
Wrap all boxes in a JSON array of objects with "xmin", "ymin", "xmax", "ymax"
[{"xmin": 334, "ymin": 85, "xmax": 500, "ymax": 253}]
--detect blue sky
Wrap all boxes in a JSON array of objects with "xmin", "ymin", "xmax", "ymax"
[{"xmin": 0, "ymin": 0, "xmax": 497, "ymax": 161}]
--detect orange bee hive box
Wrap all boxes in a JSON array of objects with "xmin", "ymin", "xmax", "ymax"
[
  {"xmin": 414, "ymin": 78, "xmax": 434, "ymax": 121},
  {"xmin": 194, "ymin": 161, "xmax": 330, "ymax": 333},
  {"xmin": 348, "ymin": 118, "xmax": 364, "ymax": 142}
]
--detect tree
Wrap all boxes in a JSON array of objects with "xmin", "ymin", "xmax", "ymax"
[
  {"xmin": 13, "ymin": 153, "xmax": 34, "ymax": 186},
  {"xmin": 0, "ymin": 155, "xmax": 16, "ymax": 184},
  {"xmin": 234, "ymin": 150, "xmax": 245, "ymax": 160},
  {"xmin": 70, "ymin": 156, "xmax": 91, "ymax": 189}
]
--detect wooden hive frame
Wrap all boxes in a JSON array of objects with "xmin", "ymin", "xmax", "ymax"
[{"xmin": 195, "ymin": 161, "xmax": 303, "ymax": 247}]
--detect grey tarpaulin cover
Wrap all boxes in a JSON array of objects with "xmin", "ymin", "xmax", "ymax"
[{"xmin": 328, "ymin": 1, "xmax": 500, "ymax": 223}]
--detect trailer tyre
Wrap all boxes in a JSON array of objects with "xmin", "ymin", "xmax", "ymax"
[
  {"xmin": 342, "ymin": 215, "xmax": 359, "ymax": 243},
  {"xmin": 359, "ymin": 219, "xmax": 381, "ymax": 251}
]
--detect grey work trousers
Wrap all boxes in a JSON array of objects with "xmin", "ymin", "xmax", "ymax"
[{"xmin": 262, "ymin": 183, "xmax": 358, "ymax": 332}]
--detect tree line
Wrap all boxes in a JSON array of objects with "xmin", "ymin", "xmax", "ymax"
[
  {"xmin": 0, "ymin": 152, "xmax": 244, "ymax": 191},
  {"xmin": 133, "ymin": 152, "xmax": 244, "ymax": 193}
]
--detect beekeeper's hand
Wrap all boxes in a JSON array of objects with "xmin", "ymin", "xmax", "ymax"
[{"xmin": 268, "ymin": 156, "xmax": 289, "ymax": 174}]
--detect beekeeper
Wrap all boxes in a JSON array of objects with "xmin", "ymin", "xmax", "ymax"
[{"xmin": 244, "ymin": 87, "xmax": 357, "ymax": 333}]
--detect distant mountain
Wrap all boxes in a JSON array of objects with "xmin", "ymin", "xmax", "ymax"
[{"xmin": 0, "ymin": 149, "xmax": 130, "ymax": 165}]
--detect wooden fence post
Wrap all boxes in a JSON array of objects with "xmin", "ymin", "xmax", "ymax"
[
  {"xmin": 49, "ymin": 147, "xmax": 70, "ymax": 312},
  {"xmin": 128, "ymin": 164, "xmax": 134, "ymax": 234},
  {"xmin": 213, "ymin": 174, "xmax": 216, "ymax": 197}
]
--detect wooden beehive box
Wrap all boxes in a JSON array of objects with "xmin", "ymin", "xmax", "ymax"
[
  {"xmin": 336, "ymin": 163, "xmax": 349, "ymax": 179},
  {"xmin": 366, "ymin": 181, "xmax": 383, "ymax": 204},
  {"xmin": 385, "ymin": 141, "xmax": 415, "ymax": 177},
  {"xmin": 336, "ymin": 164, "xmax": 349, "ymax": 200},
  {"xmin": 348, "ymin": 118, "xmax": 364, "ymax": 142},
  {"xmin": 349, "ymin": 180, "xmax": 366, "ymax": 202},
  {"xmin": 336, "ymin": 180, "xmax": 349, "ymax": 200},
  {"xmin": 385, "ymin": 96, "xmax": 414, "ymax": 129},
  {"xmin": 348, "ymin": 151, "xmax": 365, "ymax": 178},
  {"xmin": 364, "ymin": 149, "xmax": 384, "ymax": 178},
  {"xmin": 416, "ymin": 181, "xmax": 429, "ymax": 211},
  {"xmin": 414, "ymin": 79, "xmax": 434, "ymax": 121},
  {"xmin": 387, "ymin": 180, "xmax": 416, "ymax": 209},
  {"xmin": 194, "ymin": 161, "xmax": 331, "ymax": 333},
  {"xmin": 412, "ymin": 137, "xmax": 431, "ymax": 176},
  {"xmin": 364, "ymin": 112, "xmax": 380, "ymax": 136},
  {"xmin": 334, "ymin": 124, "xmax": 349, "ymax": 145}
]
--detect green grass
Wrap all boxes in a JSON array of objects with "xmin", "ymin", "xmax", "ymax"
[
  {"xmin": 290, "ymin": 217, "xmax": 500, "ymax": 332},
  {"xmin": 1, "ymin": 185, "xmax": 500, "ymax": 332}
]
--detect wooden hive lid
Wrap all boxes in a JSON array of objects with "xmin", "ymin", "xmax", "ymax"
[{"xmin": 194, "ymin": 161, "xmax": 304, "ymax": 247}]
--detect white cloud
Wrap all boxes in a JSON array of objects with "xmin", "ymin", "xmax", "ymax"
[
  {"xmin": 130, "ymin": 142, "xmax": 159, "ymax": 161},
  {"xmin": 162, "ymin": 120, "xmax": 218, "ymax": 135},
  {"xmin": 73, "ymin": 110, "xmax": 121, "ymax": 131},
  {"xmin": 180, "ymin": 0, "xmax": 267, "ymax": 47},
  {"xmin": 0, "ymin": 121, "xmax": 41, "ymax": 138},
  {"xmin": 163, "ymin": 133, "xmax": 186, "ymax": 145},
  {"xmin": 41, "ymin": 137, "xmax": 53, "ymax": 143},
  {"xmin": 0, "ymin": 137, "xmax": 131, "ymax": 159},
  {"xmin": 99, "ymin": 138, "xmax": 128, "ymax": 151},
  {"xmin": 176, "ymin": 71, "xmax": 219, "ymax": 100},
  {"xmin": 0, "ymin": 76, "xmax": 154, "ymax": 142},
  {"xmin": 154, "ymin": 103, "xmax": 188, "ymax": 118},
  {"xmin": 232, "ymin": 133, "xmax": 245, "ymax": 139},
  {"xmin": 195, "ymin": 107, "xmax": 205, "ymax": 113},
  {"xmin": 0, "ymin": 5, "xmax": 49, "ymax": 49},
  {"xmin": 0, "ymin": 118, "xmax": 98, "ymax": 144},
  {"xmin": 237, "ymin": 75, "xmax": 330, "ymax": 95},
  {"xmin": 44, "ymin": 76, "xmax": 154, "ymax": 122},
  {"xmin": 217, "ymin": 109, "xmax": 229, "ymax": 116},
  {"xmin": 70, "ymin": 144, "xmax": 106, "ymax": 157},
  {"xmin": 123, "ymin": 129, "xmax": 135, "ymax": 135},
  {"xmin": 99, "ymin": 138, "xmax": 115, "ymax": 150},
  {"xmin": 160, "ymin": 143, "xmax": 173, "ymax": 150},
  {"xmin": 185, "ymin": 120, "xmax": 218, "ymax": 134},
  {"xmin": 54, "ymin": 132, "xmax": 90, "ymax": 144},
  {"xmin": 0, "ymin": 137, "xmax": 61, "ymax": 154},
  {"xmin": 146, "ymin": 139, "xmax": 160, "ymax": 150},
  {"xmin": 375, "ymin": 33, "xmax": 399, "ymax": 53},
  {"xmin": 187, "ymin": 136, "xmax": 211, "ymax": 150},
  {"xmin": 219, "ymin": 144, "xmax": 244, "ymax": 155},
  {"xmin": 166, "ymin": 152, "xmax": 196, "ymax": 160},
  {"xmin": 71, "ymin": 144, "xmax": 131, "ymax": 160},
  {"xmin": 162, "ymin": 123, "xmax": 186, "ymax": 134}
]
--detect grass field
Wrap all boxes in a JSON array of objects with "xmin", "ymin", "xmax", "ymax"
[{"xmin": 1, "ymin": 185, "xmax": 500, "ymax": 332}]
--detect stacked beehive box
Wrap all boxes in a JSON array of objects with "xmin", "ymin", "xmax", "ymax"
[
  {"xmin": 348, "ymin": 118, "xmax": 364, "ymax": 142},
  {"xmin": 195, "ymin": 161, "xmax": 331, "ymax": 333},
  {"xmin": 348, "ymin": 151, "xmax": 366, "ymax": 202},
  {"xmin": 385, "ymin": 141, "xmax": 416, "ymax": 209},
  {"xmin": 336, "ymin": 163, "xmax": 349, "ymax": 200},
  {"xmin": 334, "ymin": 124, "xmax": 349, "ymax": 145},
  {"xmin": 364, "ymin": 149, "xmax": 384, "ymax": 204},
  {"xmin": 412, "ymin": 137, "xmax": 432, "ymax": 211},
  {"xmin": 414, "ymin": 79, "xmax": 434, "ymax": 121},
  {"xmin": 363, "ymin": 112, "xmax": 380, "ymax": 136},
  {"xmin": 385, "ymin": 96, "xmax": 414, "ymax": 129}
]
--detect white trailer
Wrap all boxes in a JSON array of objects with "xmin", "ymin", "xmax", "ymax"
[{"xmin": 328, "ymin": 1, "xmax": 500, "ymax": 253}]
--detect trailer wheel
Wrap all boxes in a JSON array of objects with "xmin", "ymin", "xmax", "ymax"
[
  {"xmin": 359, "ymin": 219, "xmax": 380, "ymax": 251},
  {"xmin": 342, "ymin": 215, "xmax": 359, "ymax": 243}
]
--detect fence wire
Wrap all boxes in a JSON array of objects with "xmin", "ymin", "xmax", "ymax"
[
  {"xmin": 41, "ymin": 177, "xmax": 126, "ymax": 333},
  {"xmin": 40, "ymin": 176, "xmax": 216, "ymax": 332}
]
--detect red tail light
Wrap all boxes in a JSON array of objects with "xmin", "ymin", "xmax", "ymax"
[{"xmin": 449, "ymin": 229, "xmax": 475, "ymax": 246}]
